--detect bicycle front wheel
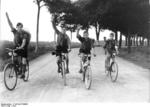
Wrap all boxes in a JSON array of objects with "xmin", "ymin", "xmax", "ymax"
[
  {"xmin": 84, "ymin": 66, "xmax": 92, "ymax": 89},
  {"xmin": 61, "ymin": 61, "xmax": 66, "ymax": 86},
  {"xmin": 23, "ymin": 61, "xmax": 29, "ymax": 82},
  {"xmin": 110, "ymin": 62, "xmax": 118, "ymax": 82},
  {"xmin": 4, "ymin": 63, "xmax": 17, "ymax": 91}
]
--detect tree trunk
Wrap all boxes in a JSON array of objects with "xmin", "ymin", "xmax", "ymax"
[
  {"xmin": 70, "ymin": 31, "xmax": 72, "ymax": 41},
  {"xmin": 148, "ymin": 38, "xmax": 150, "ymax": 46},
  {"xmin": 133, "ymin": 36, "xmax": 136, "ymax": 46},
  {"xmin": 125, "ymin": 36, "xmax": 128, "ymax": 46},
  {"xmin": 140, "ymin": 37, "xmax": 142, "ymax": 46},
  {"xmin": 35, "ymin": 6, "xmax": 41, "ymax": 53},
  {"xmin": 95, "ymin": 22, "xmax": 100, "ymax": 41},
  {"xmin": 96, "ymin": 31, "xmax": 100, "ymax": 41},
  {"xmin": 54, "ymin": 31, "xmax": 56, "ymax": 44},
  {"xmin": 115, "ymin": 31, "xmax": 118, "ymax": 43},
  {"xmin": 119, "ymin": 32, "xmax": 122, "ymax": 49},
  {"xmin": 142, "ymin": 37, "xmax": 145, "ymax": 46},
  {"xmin": 128, "ymin": 30, "xmax": 131, "ymax": 53},
  {"xmin": 136, "ymin": 36, "xmax": 139, "ymax": 46}
]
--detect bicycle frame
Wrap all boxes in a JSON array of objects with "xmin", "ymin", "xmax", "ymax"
[
  {"xmin": 59, "ymin": 53, "xmax": 67, "ymax": 62},
  {"xmin": 80, "ymin": 54, "xmax": 91, "ymax": 71},
  {"xmin": 110, "ymin": 53, "xmax": 116, "ymax": 64},
  {"xmin": 7, "ymin": 48, "xmax": 23, "ymax": 72}
]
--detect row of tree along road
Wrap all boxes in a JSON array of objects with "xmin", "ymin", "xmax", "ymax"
[{"xmin": 34, "ymin": 0, "xmax": 150, "ymax": 53}]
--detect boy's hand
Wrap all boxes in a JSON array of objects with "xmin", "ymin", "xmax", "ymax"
[
  {"xmin": 68, "ymin": 49, "xmax": 71, "ymax": 53},
  {"xmin": 77, "ymin": 25, "xmax": 82, "ymax": 30},
  {"xmin": 93, "ymin": 53, "xmax": 96, "ymax": 57},
  {"xmin": 6, "ymin": 12, "xmax": 8, "ymax": 17},
  {"xmin": 51, "ymin": 14, "xmax": 56, "ymax": 22},
  {"xmin": 51, "ymin": 14, "xmax": 54, "ymax": 21},
  {"xmin": 116, "ymin": 50, "xmax": 119, "ymax": 55}
]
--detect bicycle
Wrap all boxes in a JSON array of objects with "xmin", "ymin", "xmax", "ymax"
[
  {"xmin": 105, "ymin": 52, "xmax": 118, "ymax": 82},
  {"xmin": 52, "ymin": 50, "xmax": 71, "ymax": 86},
  {"xmin": 3, "ymin": 48, "xmax": 29, "ymax": 91},
  {"xmin": 79, "ymin": 53, "xmax": 95, "ymax": 89}
]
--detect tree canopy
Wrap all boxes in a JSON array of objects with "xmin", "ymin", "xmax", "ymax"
[{"xmin": 43, "ymin": 0, "xmax": 150, "ymax": 43}]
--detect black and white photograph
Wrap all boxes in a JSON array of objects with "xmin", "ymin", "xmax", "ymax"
[{"xmin": 0, "ymin": 0, "xmax": 150, "ymax": 106}]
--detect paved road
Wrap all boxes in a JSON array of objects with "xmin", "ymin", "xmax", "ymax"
[{"xmin": 0, "ymin": 47, "xmax": 149, "ymax": 103}]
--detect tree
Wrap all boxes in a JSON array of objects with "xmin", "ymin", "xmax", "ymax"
[{"xmin": 34, "ymin": 0, "xmax": 45, "ymax": 53}]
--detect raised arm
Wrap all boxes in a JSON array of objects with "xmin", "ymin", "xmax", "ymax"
[
  {"xmin": 115, "ymin": 40, "xmax": 119, "ymax": 54},
  {"xmin": 91, "ymin": 39, "xmax": 96, "ymax": 56},
  {"xmin": 51, "ymin": 14, "xmax": 61, "ymax": 35},
  {"xmin": 76, "ymin": 26, "xmax": 84, "ymax": 42},
  {"xmin": 76, "ymin": 26, "xmax": 80, "ymax": 38},
  {"xmin": 6, "ymin": 12, "xmax": 14, "ymax": 30}
]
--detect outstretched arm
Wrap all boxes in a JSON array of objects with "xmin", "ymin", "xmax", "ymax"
[
  {"xmin": 67, "ymin": 35, "xmax": 71, "ymax": 50},
  {"xmin": 91, "ymin": 39, "xmax": 96, "ymax": 56},
  {"xmin": 6, "ymin": 12, "xmax": 14, "ymax": 30},
  {"xmin": 114, "ymin": 40, "xmax": 119, "ymax": 54},
  {"xmin": 18, "ymin": 39, "xmax": 26, "ymax": 49},
  {"xmin": 51, "ymin": 14, "xmax": 61, "ymax": 35},
  {"xmin": 76, "ymin": 26, "xmax": 84, "ymax": 42}
]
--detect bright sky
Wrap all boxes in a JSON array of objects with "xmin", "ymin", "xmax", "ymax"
[{"xmin": 1, "ymin": 0, "xmax": 117, "ymax": 42}]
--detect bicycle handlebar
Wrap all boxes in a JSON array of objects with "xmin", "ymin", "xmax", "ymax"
[
  {"xmin": 52, "ymin": 49, "xmax": 72, "ymax": 56},
  {"xmin": 6, "ymin": 48, "xmax": 19, "ymax": 52},
  {"xmin": 78, "ymin": 53, "xmax": 96, "ymax": 57}
]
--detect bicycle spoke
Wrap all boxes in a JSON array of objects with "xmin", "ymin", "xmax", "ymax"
[
  {"xmin": 4, "ymin": 64, "xmax": 17, "ymax": 90},
  {"xmin": 85, "ymin": 66, "xmax": 92, "ymax": 89},
  {"xmin": 110, "ymin": 62, "xmax": 118, "ymax": 82}
]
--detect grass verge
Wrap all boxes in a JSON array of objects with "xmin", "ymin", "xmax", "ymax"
[{"xmin": 118, "ymin": 46, "xmax": 150, "ymax": 70}]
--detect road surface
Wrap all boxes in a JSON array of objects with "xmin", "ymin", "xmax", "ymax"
[{"xmin": 0, "ymin": 47, "xmax": 149, "ymax": 103}]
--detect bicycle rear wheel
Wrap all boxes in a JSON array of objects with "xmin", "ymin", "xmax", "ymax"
[
  {"xmin": 105, "ymin": 59, "xmax": 109, "ymax": 76},
  {"xmin": 61, "ymin": 61, "xmax": 66, "ymax": 86},
  {"xmin": 110, "ymin": 62, "xmax": 118, "ymax": 82},
  {"xmin": 84, "ymin": 66, "xmax": 92, "ymax": 89},
  {"xmin": 23, "ymin": 61, "xmax": 29, "ymax": 82},
  {"xmin": 4, "ymin": 63, "xmax": 17, "ymax": 91}
]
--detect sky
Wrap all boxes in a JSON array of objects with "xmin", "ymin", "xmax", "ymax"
[{"xmin": 0, "ymin": 0, "xmax": 120, "ymax": 42}]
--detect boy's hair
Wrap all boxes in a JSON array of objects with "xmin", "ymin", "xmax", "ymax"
[
  {"xmin": 110, "ymin": 32, "xmax": 114, "ymax": 37},
  {"xmin": 16, "ymin": 22, "xmax": 23, "ymax": 28},
  {"xmin": 83, "ymin": 30, "xmax": 88, "ymax": 34}
]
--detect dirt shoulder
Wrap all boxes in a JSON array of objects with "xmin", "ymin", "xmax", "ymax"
[{"xmin": 118, "ymin": 46, "xmax": 150, "ymax": 70}]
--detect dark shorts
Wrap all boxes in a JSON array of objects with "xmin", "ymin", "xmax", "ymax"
[
  {"xmin": 79, "ymin": 49, "xmax": 91, "ymax": 54},
  {"xmin": 56, "ymin": 45, "xmax": 68, "ymax": 54},
  {"xmin": 107, "ymin": 48, "xmax": 116, "ymax": 55},
  {"xmin": 15, "ymin": 48, "xmax": 28, "ymax": 58}
]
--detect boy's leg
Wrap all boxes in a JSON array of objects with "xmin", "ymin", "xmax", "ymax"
[
  {"xmin": 20, "ymin": 57, "xmax": 27, "ymax": 78},
  {"xmin": 79, "ymin": 53, "xmax": 83, "ymax": 73},
  {"xmin": 57, "ymin": 56, "xmax": 61, "ymax": 73},
  {"xmin": 105, "ymin": 50, "xmax": 111, "ymax": 71},
  {"xmin": 66, "ymin": 53, "xmax": 69, "ymax": 73}
]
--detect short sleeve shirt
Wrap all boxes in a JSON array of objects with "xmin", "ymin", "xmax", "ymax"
[
  {"xmin": 105, "ymin": 39, "xmax": 116, "ymax": 51},
  {"xmin": 77, "ymin": 35, "xmax": 94, "ymax": 54},
  {"xmin": 57, "ymin": 32, "xmax": 69, "ymax": 49},
  {"xmin": 12, "ymin": 28, "xmax": 28, "ymax": 48}
]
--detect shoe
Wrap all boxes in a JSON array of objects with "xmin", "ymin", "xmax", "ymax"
[
  {"xmin": 20, "ymin": 74, "xmax": 25, "ymax": 79},
  {"xmin": 79, "ymin": 69, "xmax": 83, "ymax": 73},
  {"xmin": 18, "ymin": 71, "xmax": 22, "ymax": 75},
  {"xmin": 66, "ymin": 69, "xmax": 69, "ymax": 74},
  {"xmin": 57, "ymin": 68, "xmax": 61, "ymax": 73}
]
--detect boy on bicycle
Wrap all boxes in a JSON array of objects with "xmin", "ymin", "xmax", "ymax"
[
  {"xmin": 51, "ymin": 14, "xmax": 71, "ymax": 74},
  {"xmin": 6, "ymin": 12, "xmax": 31, "ymax": 78},
  {"xmin": 76, "ymin": 26, "xmax": 96, "ymax": 73},
  {"xmin": 103, "ymin": 33, "xmax": 118, "ymax": 71}
]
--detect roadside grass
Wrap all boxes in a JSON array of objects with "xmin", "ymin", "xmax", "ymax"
[
  {"xmin": 118, "ymin": 46, "xmax": 150, "ymax": 70},
  {"xmin": 0, "ymin": 40, "xmax": 80, "ymax": 71}
]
